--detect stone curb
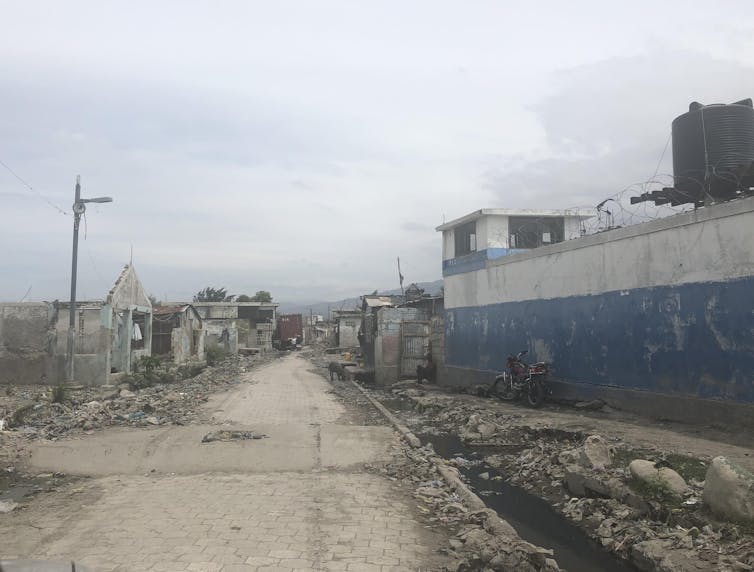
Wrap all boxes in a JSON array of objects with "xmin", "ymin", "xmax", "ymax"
[
  {"xmin": 349, "ymin": 380, "xmax": 488, "ymax": 512},
  {"xmin": 346, "ymin": 378, "xmax": 566, "ymax": 571}
]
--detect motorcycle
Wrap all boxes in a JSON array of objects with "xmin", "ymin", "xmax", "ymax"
[{"xmin": 485, "ymin": 350, "xmax": 550, "ymax": 408}]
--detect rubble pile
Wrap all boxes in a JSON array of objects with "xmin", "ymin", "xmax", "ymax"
[
  {"xmin": 380, "ymin": 388, "xmax": 754, "ymax": 571},
  {"xmin": 374, "ymin": 441, "xmax": 564, "ymax": 571},
  {"xmin": 1, "ymin": 354, "xmax": 272, "ymax": 440},
  {"xmin": 201, "ymin": 430, "xmax": 267, "ymax": 443}
]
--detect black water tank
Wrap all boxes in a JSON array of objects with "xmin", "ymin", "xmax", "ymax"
[{"xmin": 672, "ymin": 98, "xmax": 754, "ymax": 202}]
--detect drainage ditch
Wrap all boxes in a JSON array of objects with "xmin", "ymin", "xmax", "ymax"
[{"xmin": 379, "ymin": 397, "xmax": 636, "ymax": 572}]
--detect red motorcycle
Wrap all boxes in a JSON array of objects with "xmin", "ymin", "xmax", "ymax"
[{"xmin": 486, "ymin": 350, "xmax": 550, "ymax": 408}]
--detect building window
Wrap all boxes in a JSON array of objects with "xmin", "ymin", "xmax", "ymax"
[
  {"xmin": 509, "ymin": 216, "xmax": 564, "ymax": 249},
  {"xmin": 454, "ymin": 221, "xmax": 477, "ymax": 256}
]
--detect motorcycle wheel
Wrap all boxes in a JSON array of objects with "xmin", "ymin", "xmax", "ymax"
[
  {"xmin": 496, "ymin": 389, "xmax": 517, "ymax": 401},
  {"xmin": 526, "ymin": 379, "xmax": 545, "ymax": 408}
]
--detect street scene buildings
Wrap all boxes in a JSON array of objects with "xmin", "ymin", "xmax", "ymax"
[{"xmin": 2, "ymin": 6, "xmax": 754, "ymax": 571}]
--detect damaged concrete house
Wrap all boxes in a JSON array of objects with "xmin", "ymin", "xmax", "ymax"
[
  {"xmin": 189, "ymin": 301, "xmax": 278, "ymax": 354},
  {"xmin": 0, "ymin": 263, "xmax": 153, "ymax": 386},
  {"xmin": 151, "ymin": 304, "xmax": 205, "ymax": 364},
  {"xmin": 332, "ymin": 309, "xmax": 362, "ymax": 348}
]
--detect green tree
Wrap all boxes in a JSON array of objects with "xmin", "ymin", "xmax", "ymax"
[
  {"xmin": 194, "ymin": 287, "xmax": 235, "ymax": 302},
  {"xmin": 236, "ymin": 294, "xmax": 252, "ymax": 302},
  {"xmin": 148, "ymin": 294, "xmax": 162, "ymax": 307},
  {"xmin": 251, "ymin": 290, "xmax": 273, "ymax": 303}
]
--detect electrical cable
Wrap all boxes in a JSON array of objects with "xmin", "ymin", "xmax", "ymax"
[{"xmin": 0, "ymin": 157, "xmax": 69, "ymax": 215}]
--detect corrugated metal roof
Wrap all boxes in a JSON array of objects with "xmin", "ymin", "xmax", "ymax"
[
  {"xmin": 153, "ymin": 304, "xmax": 191, "ymax": 315},
  {"xmin": 363, "ymin": 296, "xmax": 395, "ymax": 308}
]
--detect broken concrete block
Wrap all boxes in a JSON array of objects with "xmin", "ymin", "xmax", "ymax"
[
  {"xmin": 563, "ymin": 466, "xmax": 611, "ymax": 498},
  {"xmin": 579, "ymin": 435, "xmax": 612, "ymax": 470},
  {"xmin": 477, "ymin": 422, "xmax": 496, "ymax": 439}
]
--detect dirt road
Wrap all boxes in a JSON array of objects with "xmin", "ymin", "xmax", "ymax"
[{"xmin": 1, "ymin": 355, "xmax": 445, "ymax": 571}]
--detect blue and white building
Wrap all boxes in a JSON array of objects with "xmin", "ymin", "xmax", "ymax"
[{"xmin": 437, "ymin": 200, "xmax": 754, "ymax": 425}]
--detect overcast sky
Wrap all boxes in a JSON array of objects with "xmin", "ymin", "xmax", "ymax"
[{"xmin": 2, "ymin": 1, "xmax": 753, "ymax": 304}]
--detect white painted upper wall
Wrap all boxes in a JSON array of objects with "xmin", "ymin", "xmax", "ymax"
[
  {"xmin": 442, "ymin": 228, "xmax": 455, "ymax": 261},
  {"xmin": 440, "ymin": 211, "xmax": 592, "ymax": 261},
  {"xmin": 444, "ymin": 197, "xmax": 754, "ymax": 309}
]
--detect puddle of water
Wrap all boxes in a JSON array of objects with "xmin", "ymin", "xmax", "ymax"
[
  {"xmin": 0, "ymin": 474, "xmax": 65, "ymax": 503},
  {"xmin": 419, "ymin": 432, "xmax": 637, "ymax": 572}
]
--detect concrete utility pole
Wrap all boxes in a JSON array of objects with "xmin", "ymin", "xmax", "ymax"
[{"xmin": 66, "ymin": 175, "xmax": 113, "ymax": 383}]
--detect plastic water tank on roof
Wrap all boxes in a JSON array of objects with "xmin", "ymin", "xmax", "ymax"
[{"xmin": 672, "ymin": 98, "xmax": 754, "ymax": 202}]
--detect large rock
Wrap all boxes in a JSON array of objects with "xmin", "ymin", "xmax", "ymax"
[
  {"xmin": 630, "ymin": 539, "xmax": 699, "ymax": 572},
  {"xmin": 477, "ymin": 422, "xmax": 496, "ymax": 439},
  {"xmin": 703, "ymin": 456, "xmax": 754, "ymax": 521},
  {"xmin": 563, "ymin": 466, "xmax": 611, "ymax": 498},
  {"xmin": 580, "ymin": 435, "xmax": 612, "ymax": 470},
  {"xmin": 629, "ymin": 459, "xmax": 688, "ymax": 496}
]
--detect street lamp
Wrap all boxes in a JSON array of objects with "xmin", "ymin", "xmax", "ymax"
[{"xmin": 66, "ymin": 175, "xmax": 113, "ymax": 383}]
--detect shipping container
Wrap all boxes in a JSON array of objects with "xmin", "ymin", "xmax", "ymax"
[{"xmin": 276, "ymin": 313, "xmax": 304, "ymax": 344}]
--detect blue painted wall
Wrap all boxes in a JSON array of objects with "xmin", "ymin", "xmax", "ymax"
[
  {"xmin": 445, "ymin": 276, "xmax": 754, "ymax": 402},
  {"xmin": 442, "ymin": 248, "xmax": 526, "ymax": 277}
]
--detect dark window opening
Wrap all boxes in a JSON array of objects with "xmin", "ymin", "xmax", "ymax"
[
  {"xmin": 454, "ymin": 221, "xmax": 477, "ymax": 257},
  {"xmin": 509, "ymin": 216, "xmax": 565, "ymax": 249}
]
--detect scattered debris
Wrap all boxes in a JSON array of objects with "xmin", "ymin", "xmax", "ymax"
[
  {"xmin": 575, "ymin": 399, "xmax": 607, "ymax": 411},
  {"xmin": 201, "ymin": 430, "xmax": 267, "ymax": 443},
  {"xmin": 378, "ymin": 385, "xmax": 754, "ymax": 572},
  {"xmin": 0, "ymin": 354, "xmax": 274, "ymax": 440}
]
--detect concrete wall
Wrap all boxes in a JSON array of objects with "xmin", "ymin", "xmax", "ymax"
[
  {"xmin": 374, "ymin": 307, "xmax": 429, "ymax": 386},
  {"xmin": 430, "ymin": 316, "xmax": 444, "ymax": 357},
  {"xmin": 54, "ymin": 306, "xmax": 111, "ymax": 355},
  {"xmin": 204, "ymin": 321, "xmax": 238, "ymax": 354},
  {"xmin": 171, "ymin": 318, "xmax": 205, "ymax": 363},
  {"xmin": 108, "ymin": 265, "xmax": 152, "ymax": 310},
  {"xmin": 54, "ymin": 305, "xmax": 112, "ymax": 385},
  {"xmin": 338, "ymin": 316, "xmax": 361, "ymax": 348},
  {"xmin": 443, "ymin": 196, "xmax": 754, "ymax": 408},
  {"xmin": 197, "ymin": 305, "xmax": 238, "ymax": 320},
  {"xmin": 0, "ymin": 303, "xmax": 57, "ymax": 385}
]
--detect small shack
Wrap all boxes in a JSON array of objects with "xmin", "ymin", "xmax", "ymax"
[
  {"xmin": 152, "ymin": 304, "xmax": 205, "ymax": 364},
  {"xmin": 333, "ymin": 310, "xmax": 362, "ymax": 348}
]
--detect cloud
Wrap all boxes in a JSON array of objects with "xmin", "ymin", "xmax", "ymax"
[
  {"xmin": 482, "ymin": 49, "xmax": 754, "ymax": 211},
  {"xmin": 1, "ymin": 4, "xmax": 753, "ymax": 303}
]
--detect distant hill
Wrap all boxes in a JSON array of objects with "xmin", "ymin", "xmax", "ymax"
[{"xmin": 276, "ymin": 279, "xmax": 443, "ymax": 317}]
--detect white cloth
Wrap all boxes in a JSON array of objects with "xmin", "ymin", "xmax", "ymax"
[{"xmin": 132, "ymin": 322, "xmax": 143, "ymax": 341}]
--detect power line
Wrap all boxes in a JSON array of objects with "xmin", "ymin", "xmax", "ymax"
[{"xmin": 0, "ymin": 157, "xmax": 69, "ymax": 215}]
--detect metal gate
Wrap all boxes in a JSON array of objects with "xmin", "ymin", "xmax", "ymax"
[{"xmin": 399, "ymin": 320, "xmax": 430, "ymax": 378}]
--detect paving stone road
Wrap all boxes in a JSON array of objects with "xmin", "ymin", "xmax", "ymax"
[{"xmin": 1, "ymin": 355, "xmax": 444, "ymax": 571}]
